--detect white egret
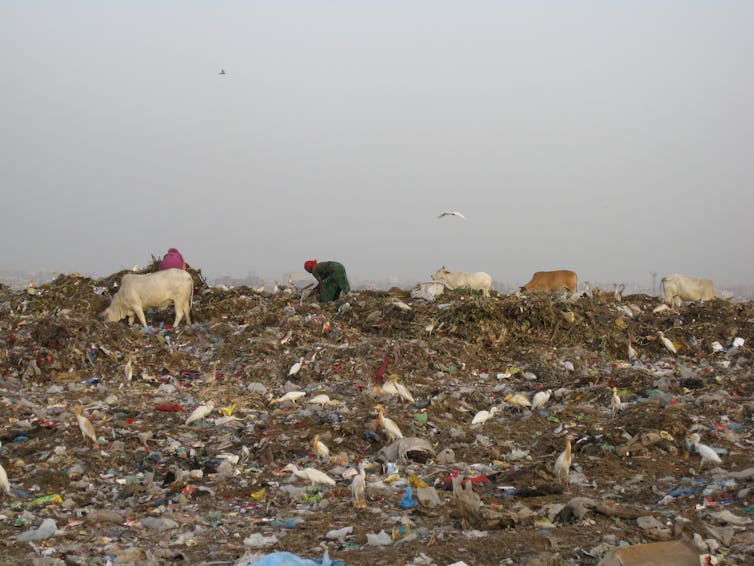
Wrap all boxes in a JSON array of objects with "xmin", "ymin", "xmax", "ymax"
[
  {"xmin": 374, "ymin": 404, "xmax": 403, "ymax": 441},
  {"xmin": 185, "ymin": 401, "xmax": 215, "ymax": 425},
  {"xmin": 282, "ymin": 463, "xmax": 336, "ymax": 486},
  {"xmin": 688, "ymin": 433, "xmax": 722, "ymax": 467},
  {"xmin": 657, "ymin": 331, "xmax": 677, "ymax": 355},
  {"xmin": 531, "ymin": 389, "xmax": 552, "ymax": 411},
  {"xmin": 390, "ymin": 375, "xmax": 415, "ymax": 403},
  {"xmin": 351, "ymin": 463, "xmax": 367, "ymax": 509},
  {"xmin": 288, "ymin": 357, "xmax": 304, "ymax": 376},
  {"xmin": 471, "ymin": 406, "xmax": 499, "ymax": 426},
  {"xmin": 553, "ymin": 435, "xmax": 573, "ymax": 484},
  {"xmin": 74, "ymin": 404, "xmax": 97, "ymax": 445},
  {"xmin": 312, "ymin": 434, "xmax": 330, "ymax": 459},
  {"xmin": 611, "ymin": 387, "xmax": 621, "ymax": 416},
  {"xmin": 271, "ymin": 391, "xmax": 306, "ymax": 405}
]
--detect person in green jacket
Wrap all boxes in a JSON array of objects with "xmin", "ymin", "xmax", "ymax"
[{"xmin": 304, "ymin": 259, "xmax": 350, "ymax": 302}]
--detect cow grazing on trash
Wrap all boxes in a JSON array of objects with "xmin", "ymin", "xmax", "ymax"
[
  {"xmin": 660, "ymin": 274, "xmax": 719, "ymax": 305},
  {"xmin": 521, "ymin": 270, "xmax": 578, "ymax": 293},
  {"xmin": 102, "ymin": 269, "xmax": 193, "ymax": 327},
  {"xmin": 431, "ymin": 267, "xmax": 493, "ymax": 297}
]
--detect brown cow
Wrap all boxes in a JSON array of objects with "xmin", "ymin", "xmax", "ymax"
[{"xmin": 521, "ymin": 270, "xmax": 578, "ymax": 293}]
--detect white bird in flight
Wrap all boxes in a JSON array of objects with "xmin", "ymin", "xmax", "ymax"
[{"xmin": 438, "ymin": 211, "xmax": 466, "ymax": 220}]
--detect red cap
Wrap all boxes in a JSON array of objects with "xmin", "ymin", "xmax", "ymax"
[{"xmin": 304, "ymin": 259, "xmax": 318, "ymax": 273}]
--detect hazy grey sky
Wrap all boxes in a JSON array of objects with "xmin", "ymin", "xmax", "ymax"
[{"xmin": 3, "ymin": 2, "xmax": 753, "ymax": 287}]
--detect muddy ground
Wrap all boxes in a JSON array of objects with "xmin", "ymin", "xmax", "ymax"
[{"xmin": 0, "ymin": 273, "xmax": 752, "ymax": 565}]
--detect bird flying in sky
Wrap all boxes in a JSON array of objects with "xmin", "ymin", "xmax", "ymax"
[{"xmin": 438, "ymin": 211, "xmax": 466, "ymax": 220}]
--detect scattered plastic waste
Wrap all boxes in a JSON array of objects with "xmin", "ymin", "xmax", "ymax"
[
  {"xmin": 400, "ymin": 486, "xmax": 418, "ymax": 509},
  {"xmin": 366, "ymin": 530, "xmax": 393, "ymax": 546},
  {"xmin": 240, "ymin": 550, "xmax": 336, "ymax": 566},
  {"xmin": 16, "ymin": 518, "xmax": 57, "ymax": 542},
  {"xmin": 0, "ymin": 269, "xmax": 751, "ymax": 564}
]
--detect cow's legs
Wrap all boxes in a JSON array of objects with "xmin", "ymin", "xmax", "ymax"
[{"xmin": 134, "ymin": 306, "xmax": 148, "ymax": 327}]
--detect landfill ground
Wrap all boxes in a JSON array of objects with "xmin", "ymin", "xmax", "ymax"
[{"xmin": 1, "ymin": 271, "xmax": 753, "ymax": 566}]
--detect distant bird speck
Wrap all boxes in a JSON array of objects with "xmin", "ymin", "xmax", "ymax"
[{"xmin": 438, "ymin": 211, "xmax": 466, "ymax": 220}]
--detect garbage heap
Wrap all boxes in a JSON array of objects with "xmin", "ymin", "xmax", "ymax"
[{"xmin": 0, "ymin": 273, "xmax": 752, "ymax": 566}]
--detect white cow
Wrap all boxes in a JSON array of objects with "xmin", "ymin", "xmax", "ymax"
[
  {"xmin": 431, "ymin": 266, "xmax": 493, "ymax": 297},
  {"xmin": 102, "ymin": 269, "xmax": 193, "ymax": 327},
  {"xmin": 660, "ymin": 274, "xmax": 718, "ymax": 305}
]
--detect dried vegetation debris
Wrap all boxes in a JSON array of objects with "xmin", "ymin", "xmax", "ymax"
[{"xmin": 0, "ymin": 273, "xmax": 753, "ymax": 565}]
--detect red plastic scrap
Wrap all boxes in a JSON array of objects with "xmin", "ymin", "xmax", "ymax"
[
  {"xmin": 441, "ymin": 470, "xmax": 492, "ymax": 489},
  {"xmin": 374, "ymin": 354, "xmax": 390, "ymax": 385},
  {"xmin": 155, "ymin": 404, "xmax": 185, "ymax": 412}
]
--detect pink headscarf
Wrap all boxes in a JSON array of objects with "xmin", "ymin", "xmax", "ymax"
[{"xmin": 160, "ymin": 248, "xmax": 186, "ymax": 271}]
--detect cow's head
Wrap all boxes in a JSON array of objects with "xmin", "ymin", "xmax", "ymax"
[{"xmin": 101, "ymin": 303, "xmax": 123, "ymax": 322}]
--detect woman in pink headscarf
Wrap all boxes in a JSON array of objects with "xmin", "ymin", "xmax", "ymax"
[{"xmin": 159, "ymin": 248, "xmax": 187, "ymax": 271}]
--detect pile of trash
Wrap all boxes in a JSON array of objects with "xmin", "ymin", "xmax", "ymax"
[{"xmin": 1, "ymin": 271, "xmax": 753, "ymax": 565}]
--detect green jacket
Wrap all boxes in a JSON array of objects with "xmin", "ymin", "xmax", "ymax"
[{"xmin": 312, "ymin": 261, "xmax": 350, "ymax": 302}]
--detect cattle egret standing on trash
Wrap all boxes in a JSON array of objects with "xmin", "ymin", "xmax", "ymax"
[
  {"xmin": 271, "ymin": 391, "xmax": 306, "ymax": 404},
  {"xmin": 288, "ymin": 357, "xmax": 304, "ymax": 377},
  {"xmin": 378, "ymin": 376, "xmax": 399, "ymax": 398},
  {"xmin": 553, "ymin": 435, "xmax": 573, "ymax": 484},
  {"xmin": 611, "ymin": 387, "xmax": 622, "ymax": 416},
  {"xmin": 471, "ymin": 406, "xmax": 499, "ymax": 426},
  {"xmin": 312, "ymin": 434, "xmax": 329, "ymax": 459},
  {"xmin": 627, "ymin": 340, "xmax": 638, "ymax": 361},
  {"xmin": 438, "ymin": 211, "xmax": 466, "ymax": 220},
  {"xmin": 688, "ymin": 433, "xmax": 722, "ymax": 467},
  {"xmin": 351, "ymin": 463, "xmax": 367, "ymax": 509},
  {"xmin": 391, "ymin": 374, "xmax": 415, "ymax": 404},
  {"xmin": 0, "ymin": 462, "xmax": 10, "ymax": 496},
  {"xmin": 185, "ymin": 401, "xmax": 215, "ymax": 425},
  {"xmin": 124, "ymin": 355, "xmax": 133, "ymax": 382},
  {"xmin": 657, "ymin": 331, "xmax": 677, "ymax": 355},
  {"xmin": 282, "ymin": 463, "xmax": 336, "ymax": 486},
  {"xmin": 308, "ymin": 394, "xmax": 335, "ymax": 406},
  {"xmin": 531, "ymin": 389, "xmax": 552, "ymax": 411},
  {"xmin": 374, "ymin": 404, "xmax": 403, "ymax": 441},
  {"xmin": 614, "ymin": 283, "xmax": 624, "ymax": 302},
  {"xmin": 504, "ymin": 393, "xmax": 532, "ymax": 410},
  {"xmin": 74, "ymin": 404, "xmax": 97, "ymax": 446}
]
